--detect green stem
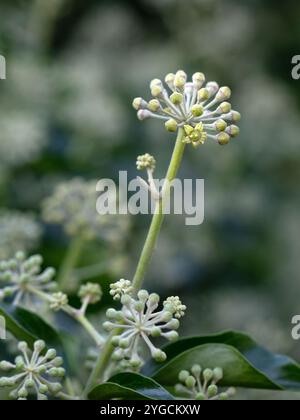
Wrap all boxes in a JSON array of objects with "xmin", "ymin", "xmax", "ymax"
[
  {"xmin": 58, "ymin": 235, "xmax": 85, "ymax": 291},
  {"xmin": 27, "ymin": 286, "xmax": 104, "ymax": 347},
  {"xmin": 84, "ymin": 128, "xmax": 186, "ymax": 396},
  {"xmin": 132, "ymin": 127, "xmax": 186, "ymax": 292}
]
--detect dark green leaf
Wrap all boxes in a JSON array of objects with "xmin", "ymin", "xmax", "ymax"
[
  {"xmin": 0, "ymin": 303, "xmax": 68, "ymax": 368},
  {"xmin": 142, "ymin": 330, "xmax": 300, "ymax": 391},
  {"xmin": 88, "ymin": 372, "xmax": 175, "ymax": 400}
]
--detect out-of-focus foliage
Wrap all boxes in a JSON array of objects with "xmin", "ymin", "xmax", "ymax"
[{"xmin": 0, "ymin": 0, "xmax": 300, "ymax": 400}]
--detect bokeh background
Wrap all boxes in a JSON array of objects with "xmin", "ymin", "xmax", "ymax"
[{"xmin": 1, "ymin": 0, "xmax": 300, "ymax": 400}]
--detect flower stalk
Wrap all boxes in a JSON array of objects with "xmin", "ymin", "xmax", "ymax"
[
  {"xmin": 85, "ymin": 127, "xmax": 186, "ymax": 393},
  {"xmin": 58, "ymin": 235, "xmax": 85, "ymax": 291}
]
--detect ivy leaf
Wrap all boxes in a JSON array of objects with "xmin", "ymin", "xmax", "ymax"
[
  {"xmin": 142, "ymin": 330, "xmax": 300, "ymax": 391},
  {"xmin": 88, "ymin": 372, "xmax": 175, "ymax": 400},
  {"xmin": 0, "ymin": 303, "xmax": 67, "ymax": 362}
]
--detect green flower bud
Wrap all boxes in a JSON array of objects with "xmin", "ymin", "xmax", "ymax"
[
  {"xmin": 152, "ymin": 349, "xmax": 167, "ymax": 362},
  {"xmin": 217, "ymin": 132, "xmax": 230, "ymax": 145},
  {"xmin": 166, "ymin": 318, "xmax": 180, "ymax": 330},
  {"xmin": 129, "ymin": 356, "xmax": 143, "ymax": 369},
  {"xmin": 137, "ymin": 109, "xmax": 152, "ymax": 121},
  {"xmin": 206, "ymin": 81, "xmax": 219, "ymax": 95},
  {"xmin": 231, "ymin": 111, "xmax": 241, "ymax": 122},
  {"xmin": 165, "ymin": 73, "xmax": 175, "ymax": 89},
  {"xmin": 207, "ymin": 384, "xmax": 218, "ymax": 398},
  {"xmin": 164, "ymin": 331, "xmax": 179, "ymax": 342},
  {"xmin": 198, "ymin": 88, "xmax": 209, "ymax": 101},
  {"xmin": 148, "ymin": 293, "xmax": 160, "ymax": 305},
  {"xmin": 148, "ymin": 99, "xmax": 161, "ymax": 112},
  {"xmin": 151, "ymin": 86, "xmax": 163, "ymax": 97},
  {"xmin": 185, "ymin": 375, "xmax": 196, "ymax": 389},
  {"xmin": 161, "ymin": 311, "xmax": 173, "ymax": 322},
  {"xmin": 213, "ymin": 367, "xmax": 223, "ymax": 382},
  {"xmin": 191, "ymin": 104, "xmax": 204, "ymax": 117},
  {"xmin": 49, "ymin": 382, "xmax": 62, "ymax": 394},
  {"xmin": 132, "ymin": 97, "xmax": 147, "ymax": 110},
  {"xmin": 18, "ymin": 342, "xmax": 28, "ymax": 353},
  {"xmin": 18, "ymin": 386, "xmax": 28, "ymax": 398},
  {"xmin": 216, "ymin": 86, "xmax": 231, "ymax": 101},
  {"xmin": 174, "ymin": 70, "xmax": 187, "ymax": 89},
  {"xmin": 119, "ymin": 338, "xmax": 130, "ymax": 349},
  {"xmin": 191, "ymin": 364, "xmax": 202, "ymax": 377},
  {"xmin": 165, "ymin": 118, "xmax": 178, "ymax": 132},
  {"xmin": 178, "ymin": 370, "xmax": 190, "ymax": 382},
  {"xmin": 111, "ymin": 336, "xmax": 121, "ymax": 346},
  {"xmin": 195, "ymin": 392, "xmax": 206, "ymax": 400},
  {"xmin": 134, "ymin": 301, "xmax": 144, "ymax": 312},
  {"xmin": 150, "ymin": 79, "xmax": 162, "ymax": 89},
  {"xmin": 137, "ymin": 289, "xmax": 149, "ymax": 302},
  {"xmin": 215, "ymin": 119, "xmax": 227, "ymax": 132},
  {"xmin": 106, "ymin": 308, "xmax": 119, "ymax": 320},
  {"xmin": 52, "ymin": 357, "xmax": 63, "ymax": 367},
  {"xmin": 192, "ymin": 72, "xmax": 205, "ymax": 89},
  {"xmin": 0, "ymin": 361, "xmax": 15, "ymax": 371},
  {"xmin": 170, "ymin": 92, "xmax": 183, "ymax": 105},
  {"xmin": 203, "ymin": 368, "xmax": 214, "ymax": 382},
  {"xmin": 45, "ymin": 349, "xmax": 57, "ymax": 360},
  {"xmin": 34, "ymin": 340, "xmax": 46, "ymax": 352},
  {"xmin": 217, "ymin": 101, "xmax": 232, "ymax": 114},
  {"xmin": 38, "ymin": 384, "xmax": 49, "ymax": 394},
  {"xmin": 150, "ymin": 327, "xmax": 162, "ymax": 337},
  {"xmin": 226, "ymin": 125, "xmax": 240, "ymax": 137}
]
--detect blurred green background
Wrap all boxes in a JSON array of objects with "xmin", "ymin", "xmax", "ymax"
[{"xmin": 1, "ymin": 0, "xmax": 300, "ymax": 399}]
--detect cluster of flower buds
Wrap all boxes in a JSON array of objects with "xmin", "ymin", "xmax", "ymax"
[
  {"xmin": 49, "ymin": 292, "xmax": 69, "ymax": 311},
  {"xmin": 136, "ymin": 153, "xmax": 156, "ymax": 171},
  {"xmin": 0, "ymin": 211, "xmax": 41, "ymax": 260},
  {"xmin": 133, "ymin": 70, "xmax": 241, "ymax": 147},
  {"xmin": 78, "ymin": 282, "xmax": 102, "ymax": 305},
  {"xmin": 109, "ymin": 279, "xmax": 133, "ymax": 301},
  {"xmin": 0, "ymin": 252, "xmax": 56, "ymax": 306},
  {"xmin": 0, "ymin": 340, "xmax": 65, "ymax": 400},
  {"xmin": 136, "ymin": 153, "xmax": 160, "ymax": 200},
  {"xmin": 42, "ymin": 178, "xmax": 129, "ymax": 242},
  {"xmin": 103, "ymin": 285, "xmax": 185, "ymax": 368},
  {"xmin": 175, "ymin": 365, "xmax": 236, "ymax": 400}
]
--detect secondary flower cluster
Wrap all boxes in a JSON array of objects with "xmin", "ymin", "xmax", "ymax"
[
  {"xmin": 0, "ymin": 340, "xmax": 65, "ymax": 400},
  {"xmin": 104, "ymin": 281, "xmax": 185, "ymax": 368},
  {"xmin": 175, "ymin": 365, "xmax": 236, "ymax": 400},
  {"xmin": 0, "ymin": 211, "xmax": 41, "ymax": 260},
  {"xmin": 133, "ymin": 70, "xmax": 241, "ymax": 147},
  {"xmin": 0, "ymin": 252, "xmax": 56, "ymax": 306},
  {"xmin": 42, "ymin": 178, "xmax": 129, "ymax": 242}
]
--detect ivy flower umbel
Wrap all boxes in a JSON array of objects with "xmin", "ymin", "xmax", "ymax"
[
  {"xmin": 0, "ymin": 252, "xmax": 56, "ymax": 306},
  {"xmin": 175, "ymin": 365, "xmax": 236, "ymax": 400},
  {"xmin": 133, "ymin": 70, "xmax": 241, "ymax": 147},
  {"xmin": 0, "ymin": 340, "xmax": 65, "ymax": 400},
  {"xmin": 103, "ymin": 288, "xmax": 185, "ymax": 368},
  {"xmin": 42, "ymin": 178, "xmax": 129, "ymax": 242}
]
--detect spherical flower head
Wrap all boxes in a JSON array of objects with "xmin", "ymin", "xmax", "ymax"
[
  {"xmin": 0, "ymin": 211, "xmax": 42, "ymax": 260},
  {"xmin": 136, "ymin": 154, "xmax": 156, "ymax": 171},
  {"xmin": 78, "ymin": 282, "xmax": 102, "ymax": 304},
  {"xmin": 0, "ymin": 252, "xmax": 57, "ymax": 306},
  {"xmin": 175, "ymin": 365, "xmax": 236, "ymax": 400},
  {"xmin": 103, "ymin": 289, "xmax": 182, "ymax": 367},
  {"xmin": 50, "ymin": 292, "xmax": 68, "ymax": 311},
  {"xmin": 42, "ymin": 177, "xmax": 129, "ymax": 242},
  {"xmin": 133, "ymin": 70, "xmax": 241, "ymax": 147},
  {"xmin": 0, "ymin": 340, "xmax": 65, "ymax": 400},
  {"xmin": 163, "ymin": 296, "xmax": 186, "ymax": 319},
  {"xmin": 110, "ymin": 279, "xmax": 133, "ymax": 301}
]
